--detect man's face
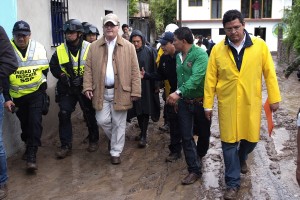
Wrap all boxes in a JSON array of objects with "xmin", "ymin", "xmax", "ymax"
[
  {"xmin": 13, "ymin": 33, "xmax": 31, "ymax": 50},
  {"xmin": 103, "ymin": 22, "xmax": 119, "ymax": 41},
  {"xmin": 131, "ymin": 36, "xmax": 143, "ymax": 50},
  {"xmin": 173, "ymin": 35, "xmax": 184, "ymax": 52},
  {"xmin": 161, "ymin": 42, "xmax": 175, "ymax": 56},
  {"xmin": 122, "ymin": 27, "xmax": 129, "ymax": 33},
  {"xmin": 65, "ymin": 31, "xmax": 81, "ymax": 43},
  {"xmin": 224, "ymin": 18, "xmax": 245, "ymax": 45},
  {"xmin": 86, "ymin": 33, "xmax": 97, "ymax": 43}
]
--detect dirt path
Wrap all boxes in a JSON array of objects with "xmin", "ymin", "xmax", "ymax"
[{"xmin": 5, "ymin": 56, "xmax": 300, "ymax": 200}]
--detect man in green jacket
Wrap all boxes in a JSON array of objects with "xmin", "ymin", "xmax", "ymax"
[{"xmin": 167, "ymin": 27, "xmax": 210, "ymax": 185}]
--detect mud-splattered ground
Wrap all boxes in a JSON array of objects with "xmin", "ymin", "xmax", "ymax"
[{"xmin": 5, "ymin": 56, "xmax": 300, "ymax": 200}]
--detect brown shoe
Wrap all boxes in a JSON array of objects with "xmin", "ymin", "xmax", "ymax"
[
  {"xmin": 0, "ymin": 184, "xmax": 7, "ymax": 200},
  {"xmin": 165, "ymin": 153, "xmax": 181, "ymax": 162},
  {"xmin": 87, "ymin": 142, "xmax": 99, "ymax": 152},
  {"xmin": 111, "ymin": 156, "xmax": 121, "ymax": 165},
  {"xmin": 26, "ymin": 162, "xmax": 38, "ymax": 171},
  {"xmin": 240, "ymin": 160, "xmax": 248, "ymax": 174},
  {"xmin": 56, "ymin": 147, "xmax": 72, "ymax": 159},
  {"xmin": 181, "ymin": 172, "xmax": 200, "ymax": 185},
  {"xmin": 224, "ymin": 188, "xmax": 238, "ymax": 200}
]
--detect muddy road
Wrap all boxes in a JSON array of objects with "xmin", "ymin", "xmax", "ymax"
[{"xmin": 5, "ymin": 56, "xmax": 300, "ymax": 200}]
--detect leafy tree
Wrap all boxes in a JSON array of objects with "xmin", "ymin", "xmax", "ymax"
[
  {"xmin": 149, "ymin": 0, "xmax": 177, "ymax": 34},
  {"xmin": 283, "ymin": 0, "xmax": 300, "ymax": 54},
  {"xmin": 129, "ymin": 0, "xmax": 139, "ymax": 16}
]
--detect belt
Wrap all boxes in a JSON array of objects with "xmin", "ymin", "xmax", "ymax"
[
  {"xmin": 105, "ymin": 85, "xmax": 114, "ymax": 89},
  {"xmin": 183, "ymin": 97, "xmax": 203, "ymax": 105}
]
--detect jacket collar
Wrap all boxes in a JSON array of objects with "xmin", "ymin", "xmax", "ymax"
[
  {"xmin": 224, "ymin": 29, "xmax": 253, "ymax": 48},
  {"xmin": 97, "ymin": 35, "xmax": 125, "ymax": 47}
]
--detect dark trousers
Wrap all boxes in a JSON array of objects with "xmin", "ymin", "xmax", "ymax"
[
  {"xmin": 58, "ymin": 94, "xmax": 99, "ymax": 147},
  {"xmin": 193, "ymin": 105, "xmax": 211, "ymax": 158},
  {"xmin": 14, "ymin": 91, "xmax": 44, "ymax": 147},
  {"xmin": 178, "ymin": 99, "xmax": 207, "ymax": 175},
  {"xmin": 166, "ymin": 104, "xmax": 182, "ymax": 154}
]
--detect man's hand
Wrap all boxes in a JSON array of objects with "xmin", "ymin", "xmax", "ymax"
[
  {"xmin": 205, "ymin": 110, "xmax": 213, "ymax": 121},
  {"xmin": 60, "ymin": 73, "xmax": 70, "ymax": 86},
  {"xmin": 131, "ymin": 96, "xmax": 140, "ymax": 101},
  {"xmin": 140, "ymin": 67, "xmax": 145, "ymax": 79},
  {"xmin": 84, "ymin": 90, "xmax": 93, "ymax": 100},
  {"xmin": 4, "ymin": 100, "xmax": 15, "ymax": 113},
  {"xmin": 270, "ymin": 102, "xmax": 279, "ymax": 112},
  {"xmin": 167, "ymin": 92, "xmax": 180, "ymax": 106},
  {"xmin": 296, "ymin": 165, "xmax": 300, "ymax": 186}
]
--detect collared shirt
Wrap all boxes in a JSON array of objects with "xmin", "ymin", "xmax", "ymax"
[
  {"xmin": 228, "ymin": 34, "xmax": 246, "ymax": 54},
  {"xmin": 105, "ymin": 37, "xmax": 117, "ymax": 86},
  {"xmin": 176, "ymin": 44, "xmax": 208, "ymax": 98}
]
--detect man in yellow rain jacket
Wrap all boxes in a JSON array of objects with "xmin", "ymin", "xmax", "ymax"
[
  {"xmin": 204, "ymin": 10, "xmax": 281, "ymax": 199},
  {"xmin": 4, "ymin": 20, "xmax": 49, "ymax": 172}
]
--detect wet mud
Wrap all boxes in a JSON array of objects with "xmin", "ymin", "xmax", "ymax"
[{"xmin": 5, "ymin": 56, "xmax": 300, "ymax": 199}]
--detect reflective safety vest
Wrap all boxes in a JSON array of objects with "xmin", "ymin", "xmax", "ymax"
[
  {"xmin": 9, "ymin": 39, "xmax": 49, "ymax": 98},
  {"xmin": 56, "ymin": 41, "xmax": 90, "ymax": 77}
]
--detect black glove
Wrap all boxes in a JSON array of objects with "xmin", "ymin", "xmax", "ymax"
[
  {"xmin": 72, "ymin": 76, "xmax": 83, "ymax": 87},
  {"xmin": 60, "ymin": 73, "xmax": 70, "ymax": 86}
]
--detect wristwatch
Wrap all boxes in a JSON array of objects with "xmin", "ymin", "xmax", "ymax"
[{"xmin": 175, "ymin": 89, "xmax": 182, "ymax": 97}]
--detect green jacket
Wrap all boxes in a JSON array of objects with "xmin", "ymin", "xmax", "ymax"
[{"xmin": 176, "ymin": 45, "xmax": 208, "ymax": 98}]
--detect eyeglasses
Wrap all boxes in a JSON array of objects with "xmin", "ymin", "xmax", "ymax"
[
  {"xmin": 224, "ymin": 25, "xmax": 242, "ymax": 33},
  {"xmin": 104, "ymin": 24, "xmax": 117, "ymax": 28}
]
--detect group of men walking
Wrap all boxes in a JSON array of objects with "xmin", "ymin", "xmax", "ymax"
[{"xmin": 0, "ymin": 9, "xmax": 283, "ymax": 200}]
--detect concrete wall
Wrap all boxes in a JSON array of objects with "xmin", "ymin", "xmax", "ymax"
[{"xmin": 2, "ymin": 0, "xmax": 128, "ymax": 157}]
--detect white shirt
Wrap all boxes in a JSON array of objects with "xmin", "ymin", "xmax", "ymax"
[
  {"xmin": 228, "ymin": 34, "xmax": 246, "ymax": 54},
  {"xmin": 105, "ymin": 37, "xmax": 117, "ymax": 86}
]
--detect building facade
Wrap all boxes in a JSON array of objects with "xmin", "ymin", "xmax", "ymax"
[{"xmin": 178, "ymin": 0, "xmax": 293, "ymax": 52}]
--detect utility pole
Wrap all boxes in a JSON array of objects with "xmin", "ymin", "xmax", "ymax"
[{"xmin": 178, "ymin": 0, "xmax": 182, "ymax": 27}]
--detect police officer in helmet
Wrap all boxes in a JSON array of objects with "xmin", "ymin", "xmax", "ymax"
[
  {"xmin": 82, "ymin": 22, "xmax": 99, "ymax": 43},
  {"xmin": 50, "ymin": 19, "xmax": 99, "ymax": 159}
]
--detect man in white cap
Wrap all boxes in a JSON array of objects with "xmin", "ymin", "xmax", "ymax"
[{"xmin": 83, "ymin": 13, "xmax": 141, "ymax": 165}]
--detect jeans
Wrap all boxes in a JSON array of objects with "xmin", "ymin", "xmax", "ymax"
[
  {"xmin": 166, "ymin": 104, "xmax": 182, "ymax": 154},
  {"xmin": 222, "ymin": 140, "xmax": 257, "ymax": 188},
  {"xmin": 0, "ymin": 94, "xmax": 8, "ymax": 185},
  {"xmin": 177, "ymin": 100, "xmax": 201, "ymax": 175}
]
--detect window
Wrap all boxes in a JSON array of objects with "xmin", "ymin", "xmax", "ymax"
[
  {"xmin": 211, "ymin": 0, "xmax": 222, "ymax": 19},
  {"xmin": 189, "ymin": 0, "xmax": 202, "ymax": 6},
  {"xmin": 105, "ymin": 10, "xmax": 113, "ymax": 15},
  {"xmin": 50, "ymin": 0, "xmax": 69, "ymax": 47},
  {"xmin": 241, "ymin": 0, "xmax": 272, "ymax": 19}
]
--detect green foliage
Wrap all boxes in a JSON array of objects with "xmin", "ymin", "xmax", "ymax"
[
  {"xmin": 283, "ymin": 0, "xmax": 300, "ymax": 54},
  {"xmin": 129, "ymin": 0, "xmax": 139, "ymax": 16},
  {"xmin": 149, "ymin": 0, "xmax": 177, "ymax": 34}
]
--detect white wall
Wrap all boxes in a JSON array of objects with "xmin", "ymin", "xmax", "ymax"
[{"xmin": 3, "ymin": 0, "xmax": 128, "ymax": 157}]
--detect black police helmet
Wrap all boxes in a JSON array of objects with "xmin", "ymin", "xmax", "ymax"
[
  {"xmin": 63, "ymin": 19, "xmax": 84, "ymax": 34},
  {"xmin": 84, "ymin": 24, "xmax": 100, "ymax": 35}
]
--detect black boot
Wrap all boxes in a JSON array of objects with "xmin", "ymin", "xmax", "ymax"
[
  {"xmin": 138, "ymin": 131, "xmax": 147, "ymax": 148},
  {"xmin": 26, "ymin": 146, "xmax": 38, "ymax": 171}
]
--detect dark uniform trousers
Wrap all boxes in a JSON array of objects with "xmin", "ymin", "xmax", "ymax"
[
  {"xmin": 14, "ymin": 90, "xmax": 44, "ymax": 147},
  {"xmin": 58, "ymin": 93, "xmax": 99, "ymax": 148}
]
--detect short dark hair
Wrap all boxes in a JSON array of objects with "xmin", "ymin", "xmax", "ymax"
[
  {"xmin": 122, "ymin": 24, "xmax": 129, "ymax": 30},
  {"xmin": 174, "ymin": 27, "xmax": 193, "ymax": 44},
  {"xmin": 222, "ymin": 10, "xmax": 244, "ymax": 27}
]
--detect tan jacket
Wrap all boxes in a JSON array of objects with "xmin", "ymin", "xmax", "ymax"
[{"xmin": 83, "ymin": 35, "xmax": 141, "ymax": 111}]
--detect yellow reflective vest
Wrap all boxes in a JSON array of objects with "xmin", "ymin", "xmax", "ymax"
[
  {"xmin": 56, "ymin": 41, "xmax": 90, "ymax": 77},
  {"xmin": 9, "ymin": 39, "xmax": 49, "ymax": 98}
]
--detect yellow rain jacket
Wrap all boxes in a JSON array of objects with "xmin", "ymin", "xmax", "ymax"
[{"xmin": 204, "ymin": 35, "xmax": 281, "ymax": 143}]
